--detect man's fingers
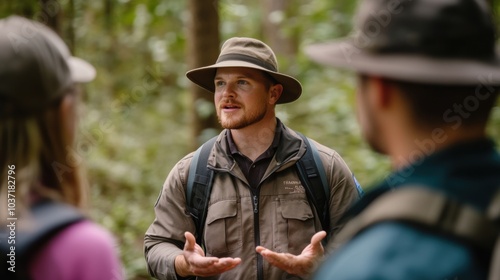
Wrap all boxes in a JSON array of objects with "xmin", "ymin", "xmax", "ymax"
[
  {"xmin": 256, "ymin": 247, "xmax": 291, "ymax": 265},
  {"xmin": 310, "ymin": 231, "xmax": 327, "ymax": 247},
  {"xmin": 185, "ymin": 231, "xmax": 196, "ymax": 244},
  {"xmin": 255, "ymin": 246, "xmax": 267, "ymax": 254},
  {"xmin": 184, "ymin": 231, "xmax": 197, "ymax": 250},
  {"xmin": 256, "ymin": 232, "xmax": 326, "ymax": 277},
  {"xmin": 191, "ymin": 257, "xmax": 242, "ymax": 277},
  {"xmin": 218, "ymin": 257, "xmax": 242, "ymax": 267},
  {"xmin": 257, "ymin": 248, "xmax": 273, "ymax": 259}
]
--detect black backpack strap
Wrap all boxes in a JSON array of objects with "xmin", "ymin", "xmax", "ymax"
[
  {"xmin": 332, "ymin": 186, "xmax": 499, "ymax": 255},
  {"xmin": 2, "ymin": 200, "xmax": 85, "ymax": 280},
  {"xmin": 186, "ymin": 136, "xmax": 217, "ymax": 246},
  {"xmin": 487, "ymin": 190, "xmax": 500, "ymax": 280},
  {"xmin": 17, "ymin": 200, "xmax": 85, "ymax": 256},
  {"xmin": 295, "ymin": 132, "xmax": 330, "ymax": 236}
]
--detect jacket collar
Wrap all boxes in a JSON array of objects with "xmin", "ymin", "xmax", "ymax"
[
  {"xmin": 208, "ymin": 118, "xmax": 306, "ymax": 172},
  {"xmin": 226, "ymin": 120, "xmax": 282, "ymax": 158}
]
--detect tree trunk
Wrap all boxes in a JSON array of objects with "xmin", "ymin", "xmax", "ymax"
[
  {"xmin": 104, "ymin": 0, "xmax": 113, "ymax": 31},
  {"xmin": 39, "ymin": 0, "xmax": 61, "ymax": 34},
  {"xmin": 187, "ymin": 0, "xmax": 220, "ymax": 150},
  {"xmin": 260, "ymin": 0, "xmax": 298, "ymax": 62},
  {"xmin": 64, "ymin": 0, "xmax": 75, "ymax": 53}
]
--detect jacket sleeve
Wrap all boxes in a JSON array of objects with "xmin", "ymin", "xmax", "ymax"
[
  {"xmin": 144, "ymin": 154, "xmax": 196, "ymax": 280},
  {"xmin": 313, "ymin": 140, "xmax": 361, "ymax": 238}
]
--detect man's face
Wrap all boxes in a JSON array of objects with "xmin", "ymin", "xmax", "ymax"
[{"xmin": 214, "ymin": 67, "xmax": 274, "ymax": 129}]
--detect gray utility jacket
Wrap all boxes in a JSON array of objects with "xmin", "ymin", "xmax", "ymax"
[{"xmin": 144, "ymin": 125, "xmax": 360, "ymax": 280}]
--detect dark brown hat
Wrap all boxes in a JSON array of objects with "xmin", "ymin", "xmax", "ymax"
[
  {"xmin": 186, "ymin": 37, "xmax": 302, "ymax": 104},
  {"xmin": 305, "ymin": 0, "xmax": 500, "ymax": 85},
  {"xmin": 0, "ymin": 16, "xmax": 95, "ymax": 116}
]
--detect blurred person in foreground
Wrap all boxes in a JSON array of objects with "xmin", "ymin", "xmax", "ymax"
[
  {"xmin": 0, "ymin": 16, "xmax": 123, "ymax": 280},
  {"xmin": 305, "ymin": 0, "xmax": 500, "ymax": 279},
  {"xmin": 144, "ymin": 37, "xmax": 363, "ymax": 280}
]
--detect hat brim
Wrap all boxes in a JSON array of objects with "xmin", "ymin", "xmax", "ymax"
[
  {"xmin": 68, "ymin": 56, "xmax": 96, "ymax": 83},
  {"xmin": 305, "ymin": 38, "xmax": 500, "ymax": 85},
  {"xmin": 186, "ymin": 60, "xmax": 302, "ymax": 104}
]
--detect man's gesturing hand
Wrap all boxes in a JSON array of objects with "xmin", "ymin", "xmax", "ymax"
[
  {"xmin": 255, "ymin": 231, "xmax": 327, "ymax": 277},
  {"xmin": 175, "ymin": 232, "xmax": 241, "ymax": 278}
]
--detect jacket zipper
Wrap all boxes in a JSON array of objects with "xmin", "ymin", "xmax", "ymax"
[
  {"xmin": 251, "ymin": 190, "xmax": 264, "ymax": 280},
  {"xmin": 251, "ymin": 163, "xmax": 286, "ymax": 280}
]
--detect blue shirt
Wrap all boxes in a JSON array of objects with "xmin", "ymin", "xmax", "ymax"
[{"xmin": 313, "ymin": 138, "xmax": 500, "ymax": 280}]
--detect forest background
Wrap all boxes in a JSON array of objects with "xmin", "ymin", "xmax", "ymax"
[{"xmin": 2, "ymin": 0, "xmax": 500, "ymax": 279}]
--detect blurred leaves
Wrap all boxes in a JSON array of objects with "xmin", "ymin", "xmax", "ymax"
[
  {"xmin": 2, "ymin": 0, "xmax": 499, "ymax": 279},
  {"xmin": 73, "ymin": 2, "xmax": 388, "ymax": 278}
]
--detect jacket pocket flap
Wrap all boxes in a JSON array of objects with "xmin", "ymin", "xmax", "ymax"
[
  {"xmin": 206, "ymin": 200, "xmax": 238, "ymax": 225},
  {"xmin": 281, "ymin": 200, "xmax": 314, "ymax": 221}
]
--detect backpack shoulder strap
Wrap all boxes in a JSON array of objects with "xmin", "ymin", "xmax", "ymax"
[
  {"xmin": 332, "ymin": 186, "xmax": 499, "ymax": 254},
  {"xmin": 186, "ymin": 136, "xmax": 217, "ymax": 246},
  {"xmin": 2, "ymin": 200, "xmax": 85, "ymax": 279},
  {"xmin": 487, "ymin": 190, "xmax": 500, "ymax": 280},
  {"xmin": 17, "ymin": 200, "xmax": 85, "ymax": 256},
  {"xmin": 295, "ymin": 132, "xmax": 330, "ymax": 235}
]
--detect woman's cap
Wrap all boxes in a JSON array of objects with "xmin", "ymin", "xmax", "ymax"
[{"xmin": 0, "ymin": 16, "xmax": 96, "ymax": 116}]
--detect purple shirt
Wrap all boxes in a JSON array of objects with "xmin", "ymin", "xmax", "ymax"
[{"xmin": 30, "ymin": 220, "xmax": 123, "ymax": 280}]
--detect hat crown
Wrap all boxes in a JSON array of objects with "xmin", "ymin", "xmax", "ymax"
[
  {"xmin": 0, "ymin": 16, "xmax": 71, "ymax": 116},
  {"xmin": 354, "ymin": 0, "xmax": 495, "ymax": 60},
  {"xmin": 186, "ymin": 37, "xmax": 302, "ymax": 103},
  {"xmin": 217, "ymin": 37, "xmax": 279, "ymax": 72}
]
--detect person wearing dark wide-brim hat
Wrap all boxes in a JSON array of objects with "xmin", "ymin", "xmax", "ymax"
[
  {"xmin": 306, "ymin": 0, "xmax": 500, "ymax": 279},
  {"xmin": 144, "ymin": 37, "xmax": 363, "ymax": 280}
]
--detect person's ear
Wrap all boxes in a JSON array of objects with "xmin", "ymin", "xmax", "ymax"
[
  {"xmin": 58, "ymin": 88, "xmax": 78, "ymax": 143},
  {"xmin": 370, "ymin": 76, "xmax": 393, "ymax": 109},
  {"xmin": 269, "ymin": 84, "xmax": 283, "ymax": 105}
]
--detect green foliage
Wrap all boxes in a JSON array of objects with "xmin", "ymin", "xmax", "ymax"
[
  {"xmin": 2, "ymin": 0, "xmax": 500, "ymax": 279},
  {"xmin": 76, "ymin": 2, "xmax": 391, "ymax": 278}
]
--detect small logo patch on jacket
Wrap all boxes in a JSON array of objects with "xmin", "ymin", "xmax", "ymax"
[{"xmin": 283, "ymin": 180, "xmax": 305, "ymax": 194}]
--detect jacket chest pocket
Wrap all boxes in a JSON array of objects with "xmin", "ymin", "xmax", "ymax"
[
  {"xmin": 204, "ymin": 200, "xmax": 242, "ymax": 255},
  {"xmin": 277, "ymin": 199, "xmax": 316, "ymax": 255}
]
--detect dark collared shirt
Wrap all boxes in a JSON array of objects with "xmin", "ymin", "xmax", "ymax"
[{"xmin": 226, "ymin": 120, "xmax": 282, "ymax": 189}]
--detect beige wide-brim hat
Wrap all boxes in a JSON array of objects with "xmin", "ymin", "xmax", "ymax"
[
  {"xmin": 186, "ymin": 37, "xmax": 302, "ymax": 104},
  {"xmin": 305, "ymin": 0, "xmax": 500, "ymax": 85}
]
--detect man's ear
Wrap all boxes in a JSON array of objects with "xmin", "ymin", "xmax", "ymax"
[
  {"xmin": 370, "ymin": 76, "xmax": 393, "ymax": 109},
  {"xmin": 269, "ymin": 84, "xmax": 283, "ymax": 105}
]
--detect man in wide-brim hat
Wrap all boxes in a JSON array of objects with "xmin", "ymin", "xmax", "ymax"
[
  {"xmin": 144, "ymin": 37, "xmax": 362, "ymax": 280},
  {"xmin": 306, "ymin": 0, "xmax": 500, "ymax": 279}
]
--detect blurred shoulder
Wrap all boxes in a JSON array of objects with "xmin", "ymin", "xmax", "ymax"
[
  {"xmin": 316, "ymin": 222, "xmax": 481, "ymax": 279},
  {"xmin": 31, "ymin": 220, "xmax": 123, "ymax": 280},
  {"xmin": 60, "ymin": 220, "xmax": 117, "ymax": 246}
]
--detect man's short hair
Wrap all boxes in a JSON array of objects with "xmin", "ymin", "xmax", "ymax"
[{"xmin": 390, "ymin": 79, "xmax": 499, "ymax": 128}]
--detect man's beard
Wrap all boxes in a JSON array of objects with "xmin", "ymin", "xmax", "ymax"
[
  {"xmin": 362, "ymin": 109, "xmax": 386, "ymax": 155},
  {"xmin": 365, "ymin": 128, "xmax": 385, "ymax": 154},
  {"xmin": 357, "ymin": 93, "xmax": 386, "ymax": 155},
  {"xmin": 218, "ymin": 103, "xmax": 268, "ymax": 130}
]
